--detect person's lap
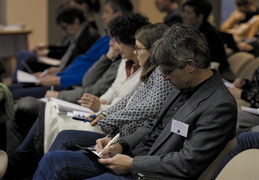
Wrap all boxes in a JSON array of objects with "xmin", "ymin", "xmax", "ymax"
[
  {"xmin": 33, "ymin": 150, "xmax": 133, "ymax": 180},
  {"xmin": 236, "ymin": 110, "xmax": 259, "ymax": 135},
  {"xmin": 49, "ymin": 130, "xmax": 106, "ymax": 151}
]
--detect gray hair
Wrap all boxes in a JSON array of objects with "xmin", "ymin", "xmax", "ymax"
[{"xmin": 151, "ymin": 23, "xmax": 210, "ymax": 69}]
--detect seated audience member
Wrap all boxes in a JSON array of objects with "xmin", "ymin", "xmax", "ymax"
[
  {"xmin": 72, "ymin": 0, "xmax": 100, "ymax": 31},
  {"xmin": 4, "ymin": 13, "xmax": 153, "ymax": 180},
  {"xmin": 42, "ymin": 23, "xmax": 171, "ymax": 152},
  {"xmin": 228, "ymin": 67, "xmax": 259, "ymax": 135},
  {"xmin": 32, "ymin": 23, "xmax": 237, "ymax": 180},
  {"xmin": 236, "ymin": 25, "xmax": 259, "ymax": 57},
  {"xmin": 154, "ymin": 0, "xmax": 182, "ymax": 26},
  {"xmin": 8, "ymin": 0, "xmax": 134, "ymax": 101},
  {"xmin": 6, "ymin": 0, "xmax": 134, "ymax": 163},
  {"xmin": 8, "ymin": 35, "xmax": 109, "ymax": 100},
  {"xmin": 182, "ymin": 0, "xmax": 235, "ymax": 81},
  {"xmin": 0, "ymin": 83, "xmax": 13, "ymax": 151},
  {"xmin": 6, "ymin": 39, "xmax": 121, "ymax": 156},
  {"xmin": 213, "ymin": 132, "xmax": 259, "ymax": 179},
  {"xmin": 13, "ymin": 4, "xmax": 100, "ymax": 82},
  {"xmin": 220, "ymin": 0, "xmax": 259, "ymax": 43}
]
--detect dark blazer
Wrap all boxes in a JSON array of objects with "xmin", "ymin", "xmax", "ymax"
[
  {"xmin": 123, "ymin": 71, "xmax": 237, "ymax": 180},
  {"xmin": 27, "ymin": 23, "xmax": 100, "ymax": 72},
  {"xmin": 59, "ymin": 23, "xmax": 100, "ymax": 69}
]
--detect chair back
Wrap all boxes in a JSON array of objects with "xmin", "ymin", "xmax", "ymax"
[
  {"xmin": 216, "ymin": 149, "xmax": 259, "ymax": 180},
  {"xmin": 198, "ymin": 138, "xmax": 236, "ymax": 180},
  {"xmin": 227, "ymin": 52, "xmax": 255, "ymax": 77},
  {"xmin": 0, "ymin": 150, "xmax": 8, "ymax": 179}
]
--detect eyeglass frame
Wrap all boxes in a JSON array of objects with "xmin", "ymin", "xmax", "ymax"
[
  {"xmin": 134, "ymin": 45, "xmax": 148, "ymax": 52},
  {"xmin": 160, "ymin": 67, "xmax": 175, "ymax": 78},
  {"xmin": 159, "ymin": 58, "xmax": 193, "ymax": 78}
]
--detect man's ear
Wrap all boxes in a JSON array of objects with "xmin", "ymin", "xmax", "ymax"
[
  {"xmin": 197, "ymin": 14, "xmax": 204, "ymax": 23},
  {"xmin": 186, "ymin": 59, "xmax": 196, "ymax": 72}
]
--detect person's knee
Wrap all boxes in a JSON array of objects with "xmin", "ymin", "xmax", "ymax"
[
  {"xmin": 13, "ymin": 97, "xmax": 42, "ymax": 131},
  {"xmin": 15, "ymin": 97, "xmax": 41, "ymax": 118}
]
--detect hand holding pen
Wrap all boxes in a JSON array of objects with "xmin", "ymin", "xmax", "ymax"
[
  {"xmin": 95, "ymin": 133, "xmax": 121, "ymax": 158},
  {"xmin": 87, "ymin": 112, "xmax": 106, "ymax": 126}
]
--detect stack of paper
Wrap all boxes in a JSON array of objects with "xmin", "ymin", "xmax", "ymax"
[
  {"xmin": 17, "ymin": 70, "xmax": 39, "ymax": 83},
  {"xmin": 241, "ymin": 106, "xmax": 259, "ymax": 115},
  {"xmin": 51, "ymin": 97, "xmax": 93, "ymax": 114}
]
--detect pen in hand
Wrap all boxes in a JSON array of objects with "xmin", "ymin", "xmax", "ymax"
[
  {"xmin": 40, "ymin": 70, "xmax": 48, "ymax": 77},
  {"xmin": 90, "ymin": 111, "xmax": 102, "ymax": 119},
  {"xmin": 99, "ymin": 133, "xmax": 120, "ymax": 156}
]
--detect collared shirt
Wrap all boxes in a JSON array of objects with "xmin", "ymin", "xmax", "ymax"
[{"xmin": 125, "ymin": 60, "xmax": 140, "ymax": 78}]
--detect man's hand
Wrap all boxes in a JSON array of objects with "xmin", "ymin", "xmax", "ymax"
[
  {"xmin": 98, "ymin": 154, "xmax": 133, "ymax": 175},
  {"xmin": 95, "ymin": 137, "xmax": 122, "ymax": 157},
  {"xmin": 37, "ymin": 75, "xmax": 60, "ymax": 86},
  {"xmin": 233, "ymin": 78, "xmax": 246, "ymax": 88},
  {"xmin": 237, "ymin": 42, "xmax": 254, "ymax": 52},
  {"xmin": 45, "ymin": 90, "xmax": 59, "ymax": 99}
]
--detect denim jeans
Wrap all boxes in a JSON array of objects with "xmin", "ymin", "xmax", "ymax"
[
  {"xmin": 49, "ymin": 130, "xmax": 106, "ymax": 151},
  {"xmin": 4, "ymin": 119, "xmax": 38, "ymax": 179},
  {"xmin": 213, "ymin": 132, "xmax": 259, "ymax": 179},
  {"xmin": 8, "ymin": 83, "xmax": 65, "ymax": 100},
  {"xmin": 33, "ymin": 150, "xmax": 134, "ymax": 180}
]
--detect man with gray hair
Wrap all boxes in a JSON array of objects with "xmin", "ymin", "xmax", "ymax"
[{"xmin": 32, "ymin": 24, "xmax": 237, "ymax": 180}]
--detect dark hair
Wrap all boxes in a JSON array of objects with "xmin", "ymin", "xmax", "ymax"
[
  {"xmin": 183, "ymin": 0, "xmax": 212, "ymax": 22},
  {"xmin": 56, "ymin": 6, "xmax": 86, "ymax": 25},
  {"xmin": 135, "ymin": 23, "xmax": 169, "ymax": 82},
  {"xmin": 74, "ymin": 0, "xmax": 100, "ymax": 13},
  {"xmin": 151, "ymin": 23, "xmax": 210, "ymax": 68},
  {"xmin": 104, "ymin": 0, "xmax": 133, "ymax": 15},
  {"xmin": 108, "ymin": 13, "xmax": 150, "ymax": 46}
]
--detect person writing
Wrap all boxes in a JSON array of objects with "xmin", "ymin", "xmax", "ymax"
[{"xmin": 32, "ymin": 23, "xmax": 237, "ymax": 180}]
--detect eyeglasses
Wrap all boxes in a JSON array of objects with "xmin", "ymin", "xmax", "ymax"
[
  {"xmin": 160, "ymin": 67, "xmax": 175, "ymax": 78},
  {"xmin": 134, "ymin": 45, "xmax": 147, "ymax": 52}
]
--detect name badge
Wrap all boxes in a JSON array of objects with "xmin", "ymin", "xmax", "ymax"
[{"xmin": 171, "ymin": 119, "xmax": 189, "ymax": 137}]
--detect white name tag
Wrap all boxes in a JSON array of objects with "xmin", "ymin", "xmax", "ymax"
[{"xmin": 171, "ymin": 119, "xmax": 189, "ymax": 137}]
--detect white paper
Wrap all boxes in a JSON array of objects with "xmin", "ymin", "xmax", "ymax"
[
  {"xmin": 17, "ymin": 70, "xmax": 39, "ymax": 83},
  {"xmin": 51, "ymin": 98, "xmax": 93, "ymax": 114},
  {"xmin": 38, "ymin": 57, "xmax": 61, "ymax": 66},
  {"xmin": 241, "ymin": 106, "xmax": 259, "ymax": 115},
  {"xmin": 222, "ymin": 79, "xmax": 235, "ymax": 88}
]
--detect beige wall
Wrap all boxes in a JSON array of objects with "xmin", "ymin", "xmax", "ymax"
[
  {"xmin": 2, "ymin": 0, "xmax": 231, "ymax": 47},
  {"xmin": 5, "ymin": 0, "xmax": 48, "ymax": 47},
  {"xmin": 132, "ymin": 0, "xmax": 165, "ymax": 24}
]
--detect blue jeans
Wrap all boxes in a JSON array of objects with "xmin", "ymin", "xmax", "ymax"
[
  {"xmin": 5, "ymin": 119, "xmax": 38, "ymax": 179},
  {"xmin": 33, "ymin": 150, "xmax": 134, "ymax": 180},
  {"xmin": 8, "ymin": 83, "xmax": 64, "ymax": 100},
  {"xmin": 213, "ymin": 132, "xmax": 259, "ymax": 179},
  {"xmin": 49, "ymin": 130, "xmax": 106, "ymax": 151}
]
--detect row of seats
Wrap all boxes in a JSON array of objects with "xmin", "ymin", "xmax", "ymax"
[{"xmin": 228, "ymin": 52, "xmax": 259, "ymax": 80}]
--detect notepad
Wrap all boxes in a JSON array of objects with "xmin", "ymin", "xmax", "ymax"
[
  {"xmin": 75, "ymin": 144, "xmax": 100, "ymax": 158},
  {"xmin": 17, "ymin": 70, "xmax": 39, "ymax": 83},
  {"xmin": 38, "ymin": 57, "xmax": 61, "ymax": 66},
  {"xmin": 241, "ymin": 106, "xmax": 259, "ymax": 115},
  {"xmin": 50, "ymin": 98, "xmax": 93, "ymax": 114}
]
